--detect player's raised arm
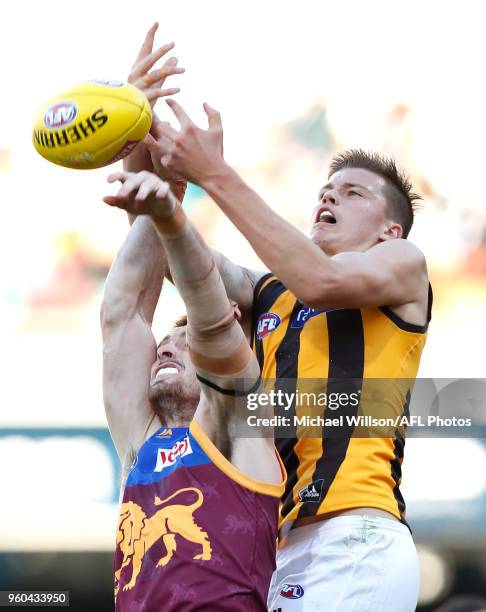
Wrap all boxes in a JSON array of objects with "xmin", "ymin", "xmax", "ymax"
[
  {"xmin": 111, "ymin": 21, "xmax": 263, "ymax": 314},
  {"xmin": 117, "ymin": 24, "xmax": 266, "ymax": 315},
  {"xmin": 122, "ymin": 23, "xmax": 187, "ymax": 217},
  {"xmin": 157, "ymin": 100, "xmax": 428, "ymax": 313},
  {"xmin": 143, "ymin": 132, "xmax": 265, "ymax": 325},
  {"xmin": 100, "ymin": 214, "xmax": 167, "ymax": 464},
  {"xmin": 104, "ymin": 170, "xmax": 282, "ymax": 484}
]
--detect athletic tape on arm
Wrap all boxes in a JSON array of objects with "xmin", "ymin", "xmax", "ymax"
[{"xmin": 154, "ymin": 206, "xmax": 256, "ymax": 377}]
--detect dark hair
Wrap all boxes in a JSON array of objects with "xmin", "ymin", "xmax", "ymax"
[
  {"xmin": 173, "ymin": 314, "xmax": 188, "ymax": 328},
  {"xmin": 328, "ymin": 149, "xmax": 421, "ymax": 238}
]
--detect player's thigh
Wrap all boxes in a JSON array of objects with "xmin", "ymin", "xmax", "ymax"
[{"xmin": 268, "ymin": 518, "xmax": 419, "ymax": 612}]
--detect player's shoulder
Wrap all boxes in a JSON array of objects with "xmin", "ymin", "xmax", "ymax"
[
  {"xmin": 372, "ymin": 237, "xmax": 423, "ymax": 256},
  {"xmin": 369, "ymin": 239, "xmax": 427, "ymax": 272},
  {"xmin": 378, "ymin": 240, "xmax": 431, "ymax": 322},
  {"xmin": 244, "ymin": 267, "xmax": 268, "ymax": 290}
]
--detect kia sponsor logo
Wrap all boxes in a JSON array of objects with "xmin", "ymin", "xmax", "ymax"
[
  {"xmin": 43, "ymin": 102, "xmax": 77, "ymax": 129},
  {"xmin": 256, "ymin": 312, "xmax": 281, "ymax": 340},
  {"xmin": 280, "ymin": 583, "xmax": 304, "ymax": 599},
  {"xmin": 154, "ymin": 435, "xmax": 193, "ymax": 472}
]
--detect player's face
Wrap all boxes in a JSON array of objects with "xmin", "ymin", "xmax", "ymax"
[
  {"xmin": 309, "ymin": 168, "xmax": 392, "ymax": 255},
  {"xmin": 148, "ymin": 326, "xmax": 200, "ymax": 407}
]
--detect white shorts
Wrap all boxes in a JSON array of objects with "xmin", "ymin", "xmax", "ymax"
[{"xmin": 267, "ymin": 515, "xmax": 419, "ymax": 612}]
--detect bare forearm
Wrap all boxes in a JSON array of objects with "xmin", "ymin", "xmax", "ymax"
[
  {"xmin": 102, "ymin": 216, "xmax": 168, "ymax": 325},
  {"xmin": 202, "ymin": 164, "xmax": 337, "ymax": 303},
  {"xmin": 123, "ymin": 148, "xmax": 151, "ymax": 228}
]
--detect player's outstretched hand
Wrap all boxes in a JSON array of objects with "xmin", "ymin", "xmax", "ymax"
[
  {"xmin": 155, "ymin": 99, "xmax": 225, "ymax": 186},
  {"xmin": 124, "ymin": 23, "xmax": 185, "ymax": 176},
  {"xmin": 144, "ymin": 116, "xmax": 188, "ymax": 202},
  {"xmin": 128, "ymin": 22, "xmax": 184, "ymax": 107},
  {"xmin": 103, "ymin": 171, "xmax": 178, "ymax": 218}
]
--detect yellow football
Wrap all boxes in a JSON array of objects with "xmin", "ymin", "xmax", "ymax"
[{"xmin": 32, "ymin": 80, "xmax": 152, "ymax": 170}]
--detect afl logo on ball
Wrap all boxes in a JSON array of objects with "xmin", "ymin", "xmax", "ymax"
[
  {"xmin": 280, "ymin": 584, "xmax": 304, "ymax": 599},
  {"xmin": 90, "ymin": 78, "xmax": 124, "ymax": 88},
  {"xmin": 44, "ymin": 102, "xmax": 77, "ymax": 130},
  {"xmin": 256, "ymin": 312, "xmax": 281, "ymax": 340}
]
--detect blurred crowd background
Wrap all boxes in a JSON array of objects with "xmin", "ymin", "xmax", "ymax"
[{"xmin": 1, "ymin": 1, "xmax": 485, "ymax": 610}]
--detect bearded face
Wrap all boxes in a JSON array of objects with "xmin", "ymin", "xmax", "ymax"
[{"xmin": 148, "ymin": 326, "xmax": 200, "ymax": 422}]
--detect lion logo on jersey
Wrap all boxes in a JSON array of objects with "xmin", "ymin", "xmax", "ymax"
[{"xmin": 114, "ymin": 487, "xmax": 211, "ymax": 596}]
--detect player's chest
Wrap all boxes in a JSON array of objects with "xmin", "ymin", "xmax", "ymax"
[{"xmin": 126, "ymin": 428, "xmax": 211, "ymax": 486}]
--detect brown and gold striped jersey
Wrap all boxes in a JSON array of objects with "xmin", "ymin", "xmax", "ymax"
[{"xmin": 251, "ymin": 274, "xmax": 432, "ymax": 538}]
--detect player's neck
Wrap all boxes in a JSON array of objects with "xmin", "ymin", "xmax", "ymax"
[
  {"xmin": 163, "ymin": 415, "xmax": 192, "ymax": 428},
  {"xmin": 153, "ymin": 399, "xmax": 196, "ymax": 428}
]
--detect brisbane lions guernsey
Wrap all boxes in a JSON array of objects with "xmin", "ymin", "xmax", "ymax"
[
  {"xmin": 114, "ymin": 420, "xmax": 284, "ymax": 611},
  {"xmin": 252, "ymin": 274, "xmax": 432, "ymax": 539}
]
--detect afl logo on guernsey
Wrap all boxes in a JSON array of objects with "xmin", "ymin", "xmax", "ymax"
[
  {"xmin": 256, "ymin": 312, "xmax": 281, "ymax": 340},
  {"xmin": 280, "ymin": 584, "xmax": 304, "ymax": 599},
  {"xmin": 44, "ymin": 102, "xmax": 77, "ymax": 129}
]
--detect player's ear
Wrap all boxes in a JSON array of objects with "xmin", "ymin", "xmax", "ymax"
[{"xmin": 380, "ymin": 223, "xmax": 403, "ymax": 241}]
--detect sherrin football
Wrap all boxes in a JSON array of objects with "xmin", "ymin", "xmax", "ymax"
[{"xmin": 32, "ymin": 80, "xmax": 152, "ymax": 169}]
